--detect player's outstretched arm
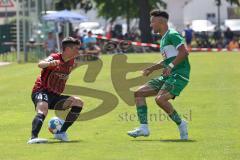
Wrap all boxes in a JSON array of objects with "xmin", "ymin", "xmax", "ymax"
[
  {"xmin": 38, "ymin": 59, "xmax": 60, "ymax": 68},
  {"xmin": 142, "ymin": 61, "xmax": 164, "ymax": 76}
]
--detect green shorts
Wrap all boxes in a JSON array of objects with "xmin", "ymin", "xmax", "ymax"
[{"xmin": 148, "ymin": 73, "xmax": 189, "ymax": 96}]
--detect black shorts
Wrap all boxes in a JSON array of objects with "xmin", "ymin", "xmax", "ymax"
[{"xmin": 31, "ymin": 90, "xmax": 70, "ymax": 110}]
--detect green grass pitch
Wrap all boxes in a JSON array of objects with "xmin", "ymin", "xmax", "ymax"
[{"xmin": 0, "ymin": 52, "xmax": 239, "ymax": 160}]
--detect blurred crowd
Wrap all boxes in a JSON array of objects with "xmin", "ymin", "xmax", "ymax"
[
  {"xmin": 43, "ymin": 24, "xmax": 240, "ymax": 60},
  {"xmin": 182, "ymin": 25, "xmax": 240, "ymax": 50}
]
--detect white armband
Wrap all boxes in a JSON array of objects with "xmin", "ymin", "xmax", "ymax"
[{"xmin": 168, "ymin": 63, "xmax": 174, "ymax": 69}]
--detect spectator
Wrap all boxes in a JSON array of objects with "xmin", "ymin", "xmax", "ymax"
[
  {"xmin": 213, "ymin": 26, "xmax": 222, "ymax": 43},
  {"xmin": 83, "ymin": 31, "xmax": 96, "ymax": 47},
  {"xmin": 215, "ymin": 39, "xmax": 224, "ymax": 49},
  {"xmin": 82, "ymin": 29, "xmax": 87, "ymax": 38},
  {"xmin": 196, "ymin": 31, "xmax": 211, "ymax": 48},
  {"xmin": 113, "ymin": 24, "xmax": 123, "ymax": 39},
  {"xmin": 224, "ymin": 27, "xmax": 234, "ymax": 46},
  {"xmin": 183, "ymin": 24, "xmax": 194, "ymax": 48},
  {"xmin": 72, "ymin": 28, "xmax": 81, "ymax": 40},
  {"xmin": 44, "ymin": 32, "xmax": 57, "ymax": 56},
  {"xmin": 83, "ymin": 31, "xmax": 101, "ymax": 60},
  {"xmin": 228, "ymin": 37, "xmax": 239, "ymax": 50}
]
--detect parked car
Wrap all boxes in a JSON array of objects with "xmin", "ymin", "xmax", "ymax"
[{"xmin": 78, "ymin": 22, "xmax": 105, "ymax": 35}]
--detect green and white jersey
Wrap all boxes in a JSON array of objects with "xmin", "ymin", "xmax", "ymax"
[
  {"xmin": 160, "ymin": 28, "xmax": 190, "ymax": 78},
  {"xmin": 160, "ymin": 28, "xmax": 184, "ymax": 60}
]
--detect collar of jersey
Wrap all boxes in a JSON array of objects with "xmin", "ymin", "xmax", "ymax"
[{"xmin": 161, "ymin": 29, "xmax": 170, "ymax": 40}]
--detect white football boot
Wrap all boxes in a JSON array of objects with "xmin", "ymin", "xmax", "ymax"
[
  {"xmin": 54, "ymin": 132, "xmax": 69, "ymax": 142},
  {"xmin": 27, "ymin": 138, "xmax": 48, "ymax": 144},
  {"xmin": 178, "ymin": 120, "xmax": 188, "ymax": 140},
  {"xmin": 127, "ymin": 125, "xmax": 150, "ymax": 138}
]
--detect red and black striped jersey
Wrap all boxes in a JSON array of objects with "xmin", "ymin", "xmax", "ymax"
[{"xmin": 32, "ymin": 53, "xmax": 74, "ymax": 95}]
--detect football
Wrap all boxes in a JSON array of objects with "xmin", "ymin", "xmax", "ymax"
[{"xmin": 48, "ymin": 117, "xmax": 64, "ymax": 134}]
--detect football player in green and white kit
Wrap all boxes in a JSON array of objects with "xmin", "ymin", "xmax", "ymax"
[{"xmin": 127, "ymin": 10, "xmax": 190, "ymax": 140}]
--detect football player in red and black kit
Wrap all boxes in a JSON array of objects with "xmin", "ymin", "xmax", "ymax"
[{"xmin": 28, "ymin": 37, "xmax": 83, "ymax": 144}]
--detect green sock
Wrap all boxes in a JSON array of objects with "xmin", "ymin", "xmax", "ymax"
[
  {"xmin": 169, "ymin": 110, "xmax": 182, "ymax": 125},
  {"xmin": 136, "ymin": 105, "xmax": 148, "ymax": 124}
]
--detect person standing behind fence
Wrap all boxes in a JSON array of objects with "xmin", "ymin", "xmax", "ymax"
[
  {"xmin": 44, "ymin": 32, "xmax": 57, "ymax": 56},
  {"xmin": 228, "ymin": 37, "xmax": 239, "ymax": 50},
  {"xmin": 224, "ymin": 27, "xmax": 234, "ymax": 47},
  {"xmin": 183, "ymin": 24, "xmax": 194, "ymax": 49}
]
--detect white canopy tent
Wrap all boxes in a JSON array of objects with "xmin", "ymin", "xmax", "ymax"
[{"xmin": 42, "ymin": 10, "xmax": 88, "ymax": 51}]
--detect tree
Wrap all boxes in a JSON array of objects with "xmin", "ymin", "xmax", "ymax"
[
  {"xmin": 138, "ymin": 0, "xmax": 151, "ymax": 43},
  {"xmin": 226, "ymin": 0, "xmax": 240, "ymax": 6},
  {"xmin": 94, "ymin": 0, "xmax": 166, "ymax": 43},
  {"xmin": 94, "ymin": 0, "xmax": 139, "ymax": 32},
  {"xmin": 52, "ymin": 0, "xmax": 239, "ymax": 43},
  {"xmin": 53, "ymin": 0, "xmax": 93, "ymax": 11},
  {"xmin": 215, "ymin": 0, "xmax": 240, "ymax": 28}
]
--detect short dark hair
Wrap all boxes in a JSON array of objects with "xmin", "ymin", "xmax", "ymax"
[
  {"xmin": 62, "ymin": 37, "xmax": 80, "ymax": 51},
  {"xmin": 150, "ymin": 9, "xmax": 169, "ymax": 20}
]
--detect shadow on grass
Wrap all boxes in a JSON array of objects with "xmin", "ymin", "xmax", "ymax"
[
  {"xmin": 131, "ymin": 139, "xmax": 197, "ymax": 143},
  {"xmin": 46, "ymin": 140, "xmax": 83, "ymax": 144},
  {"xmin": 160, "ymin": 139, "xmax": 196, "ymax": 143}
]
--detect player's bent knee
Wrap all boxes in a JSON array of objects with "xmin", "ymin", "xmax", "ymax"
[
  {"xmin": 134, "ymin": 85, "xmax": 150, "ymax": 97},
  {"xmin": 155, "ymin": 96, "xmax": 166, "ymax": 106},
  {"xmin": 36, "ymin": 101, "xmax": 48, "ymax": 115},
  {"xmin": 71, "ymin": 96, "xmax": 84, "ymax": 107},
  {"xmin": 134, "ymin": 90, "xmax": 140, "ymax": 97},
  {"xmin": 134, "ymin": 89, "xmax": 144, "ymax": 97}
]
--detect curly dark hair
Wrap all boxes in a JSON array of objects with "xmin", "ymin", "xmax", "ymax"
[{"xmin": 150, "ymin": 9, "xmax": 169, "ymax": 20}]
